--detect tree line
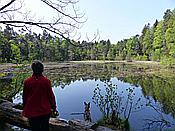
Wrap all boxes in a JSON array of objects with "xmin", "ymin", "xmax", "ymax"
[
  {"xmin": 116, "ymin": 9, "xmax": 175, "ymax": 64},
  {"xmin": 0, "ymin": 9, "xmax": 175, "ymax": 64}
]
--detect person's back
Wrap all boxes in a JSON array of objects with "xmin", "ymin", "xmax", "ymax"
[
  {"xmin": 22, "ymin": 60, "xmax": 58, "ymax": 131},
  {"xmin": 23, "ymin": 74, "xmax": 56, "ymax": 118}
]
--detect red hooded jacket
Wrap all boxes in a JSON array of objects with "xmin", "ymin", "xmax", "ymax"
[{"xmin": 22, "ymin": 74, "xmax": 56, "ymax": 118}]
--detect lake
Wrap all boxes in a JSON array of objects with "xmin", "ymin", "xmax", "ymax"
[{"xmin": 1, "ymin": 62, "xmax": 175, "ymax": 130}]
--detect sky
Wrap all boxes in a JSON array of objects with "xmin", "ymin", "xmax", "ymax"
[
  {"xmin": 77, "ymin": 0, "xmax": 175, "ymax": 43},
  {"xmin": 24, "ymin": 0, "xmax": 175, "ymax": 43}
]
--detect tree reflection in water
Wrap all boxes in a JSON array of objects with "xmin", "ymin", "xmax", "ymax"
[
  {"xmin": 92, "ymin": 81, "xmax": 143, "ymax": 130},
  {"xmin": 143, "ymin": 96, "xmax": 175, "ymax": 130},
  {"xmin": 92, "ymin": 80, "xmax": 175, "ymax": 130},
  {"xmin": 1, "ymin": 62, "xmax": 175, "ymax": 130}
]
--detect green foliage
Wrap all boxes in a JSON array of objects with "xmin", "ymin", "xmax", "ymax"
[
  {"xmin": 152, "ymin": 21, "xmax": 164, "ymax": 61},
  {"xmin": 123, "ymin": 73, "xmax": 175, "ymax": 119},
  {"xmin": 10, "ymin": 41, "xmax": 21, "ymax": 63},
  {"xmin": 160, "ymin": 56, "xmax": 175, "ymax": 67},
  {"xmin": 141, "ymin": 55, "xmax": 148, "ymax": 61},
  {"xmin": 152, "ymin": 49, "xmax": 161, "ymax": 61},
  {"xmin": 0, "ymin": 64, "xmax": 30, "ymax": 100},
  {"xmin": 142, "ymin": 24, "xmax": 153, "ymax": 60},
  {"xmin": 97, "ymin": 116, "xmax": 129, "ymax": 130},
  {"xmin": 92, "ymin": 81, "xmax": 143, "ymax": 130},
  {"xmin": 135, "ymin": 55, "xmax": 142, "ymax": 61},
  {"xmin": 1, "ymin": 9, "xmax": 175, "ymax": 66}
]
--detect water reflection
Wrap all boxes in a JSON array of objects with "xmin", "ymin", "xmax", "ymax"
[
  {"xmin": 92, "ymin": 81, "xmax": 143, "ymax": 130},
  {"xmin": 54, "ymin": 77, "xmax": 175, "ymax": 130},
  {"xmin": 46, "ymin": 63, "xmax": 175, "ymax": 130},
  {"xmin": 1, "ymin": 62, "xmax": 175, "ymax": 130}
]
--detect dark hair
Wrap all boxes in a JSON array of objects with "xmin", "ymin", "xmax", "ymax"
[{"xmin": 31, "ymin": 60, "xmax": 44, "ymax": 78}]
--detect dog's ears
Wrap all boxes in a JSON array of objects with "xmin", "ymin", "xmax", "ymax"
[{"xmin": 84, "ymin": 102, "xmax": 90, "ymax": 107}]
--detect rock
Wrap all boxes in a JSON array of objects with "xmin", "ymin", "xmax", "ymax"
[
  {"xmin": 95, "ymin": 126, "xmax": 117, "ymax": 131},
  {"xmin": 0, "ymin": 99, "xmax": 87, "ymax": 131},
  {"xmin": 68, "ymin": 119, "xmax": 96, "ymax": 131},
  {"xmin": 0, "ymin": 99, "xmax": 120, "ymax": 131}
]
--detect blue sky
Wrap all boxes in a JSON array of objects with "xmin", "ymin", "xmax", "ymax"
[
  {"xmin": 24, "ymin": 0, "xmax": 175, "ymax": 43},
  {"xmin": 77, "ymin": 0, "xmax": 175, "ymax": 43}
]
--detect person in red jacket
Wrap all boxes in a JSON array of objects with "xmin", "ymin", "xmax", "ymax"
[{"xmin": 22, "ymin": 60, "xmax": 58, "ymax": 131}]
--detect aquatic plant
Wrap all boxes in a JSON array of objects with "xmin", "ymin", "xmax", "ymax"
[{"xmin": 92, "ymin": 81, "xmax": 143, "ymax": 130}]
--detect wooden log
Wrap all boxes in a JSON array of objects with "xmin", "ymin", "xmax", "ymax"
[{"xmin": 0, "ymin": 99, "xmax": 95, "ymax": 131}]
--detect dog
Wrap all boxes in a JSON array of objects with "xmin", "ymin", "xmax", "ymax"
[
  {"xmin": 70, "ymin": 102, "xmax": 92, "ymax": 122},
  {"xmin": 84, "ymin": 102, "xmax": 92, "ymax": 122}
]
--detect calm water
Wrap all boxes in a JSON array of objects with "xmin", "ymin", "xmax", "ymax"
[
  {"xmin": 53, "ymin": 78, "xmax": 175, "ymax": 131},
  {"xmin": 2, "ymin": 62, "xmax": 175, "ymax": 130}
]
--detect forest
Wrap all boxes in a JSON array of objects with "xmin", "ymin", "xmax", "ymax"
[{"xmin": 0, "ymin": 9, "xmax": 175, "ymax": 65}]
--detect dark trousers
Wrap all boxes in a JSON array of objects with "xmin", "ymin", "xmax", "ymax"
[{"xmin": 29, "ymin": 114, "xmax": 50, "ymax": 131}]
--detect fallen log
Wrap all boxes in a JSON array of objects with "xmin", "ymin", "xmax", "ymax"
[{"xmin": 0, "ymin": 99, "xmax": 95, "ymax": 131}]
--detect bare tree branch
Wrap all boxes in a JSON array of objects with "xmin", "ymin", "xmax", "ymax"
[
  {"xmin": 40, "ymin": 0, "xmax": 85, "ymax": 23},
  {"xmin": 0, "ymin": 20, "xmax": 80, "ymax": 27},
  {"xmin": 86, "ymin": 29, "xmax": 100, "ymax": 43},
  {"xmin": 0, "ymin": 0, "xmax": 86, "ymax": 41},
  {"xmin": 0, "ymin": 0, "xmax": 99, "ymax": 46},
  {"xmin": 0, "ymin": 1, "xmax": 23, "ymax": 14},
  {"xmin": 0, "ymin": 0, "xmax": 16, "ymax": 11}
]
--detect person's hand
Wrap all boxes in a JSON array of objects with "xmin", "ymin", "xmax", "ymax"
[
  {"xmin": 51, "ymin": 109, "xmax": 59, "ymax": 118},
  {"xmin": 54, "ymin": 110, "xmax": 59, "ymax": 117}
]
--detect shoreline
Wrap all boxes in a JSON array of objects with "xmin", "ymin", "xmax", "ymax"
[
  {"xmin": 0, "ymin": 60, "xmax": 161, "ymax": 65},
  {"xmin": 70, "ymin": 60, "xmax": 160, "ymax": 64},
  {"xmin": 0, "ymin": 60, "xmax": 164, "ymax": 73}
]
